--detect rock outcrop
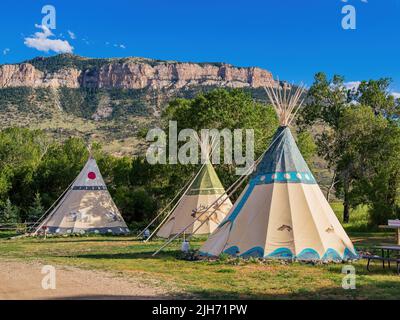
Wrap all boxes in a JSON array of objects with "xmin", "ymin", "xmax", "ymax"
[{"xmin": 0, "ymin": 55, "xmax": 275, "ymax": 90}]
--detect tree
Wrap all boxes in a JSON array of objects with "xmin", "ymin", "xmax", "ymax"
[
  {"xmin": 350, "ymin": 78, "xmax": 399, "ymax": 117},
  {"xmin": 27, "ymin": 192, "xmax": 44, "ymax": 222},
  {"xmin": 113, "ymin": 186, "xmax": 156, "ymax": 223},
  {"xmin": 296, "ymin": 131, "xmax": 316, "ymax": 166},
  {"xmin": 164, "ymin": 88, "xmax": 279, "ymax": 156},
  {"xmin": 298, "ymin": 73, "xmax": 352, "ymax": 221},
  {"xmin": 299, "ymin": 73, "xmax": 348, "ymax": 130},
  {"xmin": 338, "ymin": 105, "xmax": 400, "ymax": 225},
  {"xmin": 34, "ymin": 137, "xmax": 89, "ymax": 210},
  {"xmin": 300, "ymin": 73, "xmax": 399, "ymax": 223},
  {"xmin": 0, "ymin": 198, "xmax": 19, "ymax": 223},
  {"xmin": 164, "ymin": 89, "xmax": 279, "ymax": 199},
  {"xmin": 0, "ymin": 128, "xmax": 49, "ymax": 220}
]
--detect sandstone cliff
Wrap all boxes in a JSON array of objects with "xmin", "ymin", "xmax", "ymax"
[{"xmin": 0, "ymin": 55, "xmax": 275, "ymax": 90}]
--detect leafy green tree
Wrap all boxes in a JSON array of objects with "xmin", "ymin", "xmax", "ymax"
[
  {"xmin": 298, "ymin": 73, "xmax": 352, "ymax": 220},
  {"xmin": 113, "ymin": 186, "xmax": 156, "ymax": 223},
  {"xmin": 34, "ymin": 137, "xmax": 89, "ymax": 209},
  {"xmin": 299, "ymin": 73, "xmax": 348, "ymax": 130},
  {"xmin": 351, "ymin": 78, "xmax": 399, "ymax": 117},
  {"xmin": 0, "ymin": 128, "xmax": 50, "ymax": 220},
  {"xmin": 338, "ymin": 106, "xmax": 400, "ymax": 225},
  {"xmin": 164, "ymin": 89, "xmax": 279, "ymax": 156},
  {"xmin": 300, "ymin": 73, "xmax": 399, "ymax": 223},
  {"xmin": 164, "ymin": 89, "xmax": 279, "ymax": 199},
  {"xmin": 296, "ymin": 131, "xmax": 316, "ymax": 166}
]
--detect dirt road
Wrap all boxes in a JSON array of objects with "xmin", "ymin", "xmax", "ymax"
[{"xmin": 0, "ymin": 260, "xmax": 169, "ymax": 300}]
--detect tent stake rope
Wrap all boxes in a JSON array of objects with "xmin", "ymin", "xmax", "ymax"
[
  {"xmin": 144, "ymin": 163, "xmax": 207, "ymax": 242},
  {"xmin": 136, "ymin": 168, "xmax": 197, "ymax": 239},
  {"xmin": 28, "ymin": 176, "xmax": 77, "ymax": 235},
  {"xmin": 152, "ymin": 128, "xmax": 287, "ymax": 256},
  {"xmin": 32, "ymin": 187, "xmax": 73, "ymax": 236}
]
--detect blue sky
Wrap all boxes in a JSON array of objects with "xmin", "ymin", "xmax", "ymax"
[{"xmin": 1, "ymin": 0, "xmax": 399, "ymax": 92}]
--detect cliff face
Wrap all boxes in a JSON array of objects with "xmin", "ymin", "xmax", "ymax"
[
  {"xmin": 0, "ymin": 55, "xmax": 277, "ymax": 154},
  {"xmin": 0, "ymin": 56, "xmax": 275, "ymax": 90},
  {"xmin": 0, "ymin": 63, "xmax": 81, "ymax": 88}
]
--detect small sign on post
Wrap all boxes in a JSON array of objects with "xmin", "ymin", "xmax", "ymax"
[{"xmin": 388, "ymin": 220, "xmax": 400, "ymax": 246}]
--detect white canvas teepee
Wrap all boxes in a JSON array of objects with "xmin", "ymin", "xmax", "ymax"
[
  {"xmin": 199, "ymin": 83, "xmax": 357, "ymax": 261},
  {"xmin": 34, "ymin": 157, "xmax": 129, "ymax": 235},
  {"xmin": 156, "ymin": 162, "xmax": 233, "ymax": 238}
]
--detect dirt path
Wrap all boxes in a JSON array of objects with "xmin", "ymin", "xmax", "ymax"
[{"xmin": 0, "ymin": 260, "xmax": 169, "ymax": 300}]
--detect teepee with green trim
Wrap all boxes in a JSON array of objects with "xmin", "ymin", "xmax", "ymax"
[{"xmin": 156, "ymin": 163, "xmax": 232, "ymax": 238}]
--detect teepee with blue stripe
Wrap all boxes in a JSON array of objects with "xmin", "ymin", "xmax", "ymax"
[{"xmin": 199, "ymin": 83, "xmax": 357, "ymax": 261}]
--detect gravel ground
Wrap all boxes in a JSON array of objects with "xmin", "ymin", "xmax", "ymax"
[{"xmin": 0, "ymin": 260, "xmax": 170, "ymax": 300}]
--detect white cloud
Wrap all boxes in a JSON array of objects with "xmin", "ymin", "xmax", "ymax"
[
  {"xmin": 343, "ymin": 81, "xmax": 361, "ymax": 91},
  {"xmin": 24, "ymin": 24, "xmax": 73, "ymax": 54},
  {"xmin": 392, "ymin": 92, "xmax": 400, "ymax": 99},
  {"xmin": 113, "ymin": 43, "xmax": 126, "ymax": 49},
  {"xmin": 67, "ymin": 30, "xmax": 76, "ymax": 40},
  {"xmin": 3, "ymin": 48, "xmax": 10, "ymax": 55}
]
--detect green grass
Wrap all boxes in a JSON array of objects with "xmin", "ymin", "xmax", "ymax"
[
  {"xmin": 0, "ymin": 203, "xmax": 398, "ymax": 299},
  {"xmin": 0, "ymin": 230, "xmax": 399, "ymax": 299}
]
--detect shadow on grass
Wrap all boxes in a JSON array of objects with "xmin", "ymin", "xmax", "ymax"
[
  {"xmin": 34, "ymin": 238, "xmax": 137, "ymax": 244},
  {"xmin": 0, "ymin": 231, "xmax": 17, "ymax": 239},
  {"xmin": 50, "ymin": 294, "xmax": 176, "ymax": 300},
  {"xmin": 186, "ymin": 278, "xmax": 400, "ymax": 300},
  {"xmin": 59, "ymin": 250, "xmax": 183, "ymax": 260}
]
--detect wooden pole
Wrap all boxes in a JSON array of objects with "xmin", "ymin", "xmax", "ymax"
[
  {"xmin": 136, "ymin": 169, "xmax": 197, "ymax": 239},
  {"xmin": 397, "ymin": 228, "xmax": 400, "ymax": 246}
]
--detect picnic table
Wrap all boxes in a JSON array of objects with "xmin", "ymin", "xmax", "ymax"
[
  {"xmin": 363, "ymin": 221, "xmax": 400, "ymax": 275},
  {"xmin": 364, "ymin": 245, "xmax": 400, "ymax": 275}
]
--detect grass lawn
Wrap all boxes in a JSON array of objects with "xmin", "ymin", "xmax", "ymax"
[{"xmin": 0, "ymin": 203, "xmax": 399, "ymax": 299}]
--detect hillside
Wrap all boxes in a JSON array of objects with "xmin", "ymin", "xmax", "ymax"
[{"xmin": 0, "ymin": 54, "xmax": 276, "ymax": 155}]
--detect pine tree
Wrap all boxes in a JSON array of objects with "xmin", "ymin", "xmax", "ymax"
[
  {"xmin": 0, "ymin": 198, "xmax": 19, "ymax": 223},
  {"xmin": 28, "ymin": 192, "xmax": 44, "ymax": 222}
]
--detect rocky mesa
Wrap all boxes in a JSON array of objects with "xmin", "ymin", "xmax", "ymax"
[{"xmin": 0, "ymin": 54, "xmax": 275, "ymax": 90}]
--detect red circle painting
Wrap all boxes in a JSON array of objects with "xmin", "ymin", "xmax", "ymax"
[{"xmin": 88, "ymin": 172, "xmax": 96, "ymax": 180}]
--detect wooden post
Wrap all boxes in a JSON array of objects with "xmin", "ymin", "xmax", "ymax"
[{"xmin": 397, "ymin": 228, "xmax": 400, "ymax": 246}]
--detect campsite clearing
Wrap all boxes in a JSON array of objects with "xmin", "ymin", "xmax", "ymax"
[{"xmin": 0, "ymin": 230, "xmax": 400, "ymax": 299}]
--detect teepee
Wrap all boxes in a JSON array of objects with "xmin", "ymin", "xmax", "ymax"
[
  {"xmin": 155, "ymin": 162, "xmax": 233, "ymax": 238},
  {"xmin": 199, "ymin": 83, "xmax": 357, "ymax": 261},
  {"xmin": 33, "ymin": 157, "xmax": 129, "ymax": 235}
]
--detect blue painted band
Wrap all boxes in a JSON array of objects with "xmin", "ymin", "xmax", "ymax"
[{"xmin": 252, "ymin": 171, "xmax": 317, "ymax": 185}]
